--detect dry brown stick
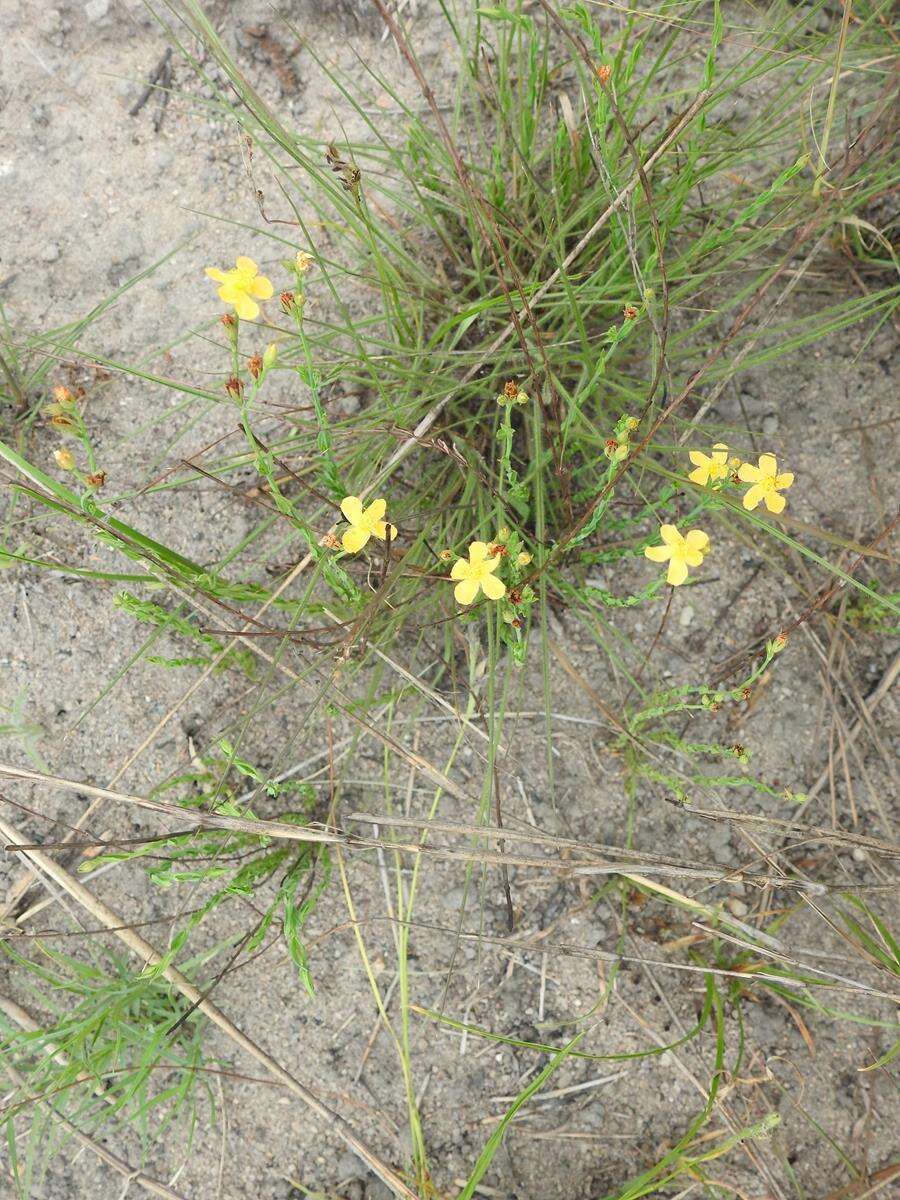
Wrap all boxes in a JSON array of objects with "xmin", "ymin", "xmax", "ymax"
[
  {"xmin": 346, "ymin": 810, "xmax": 900, "ymax": 861},
  {"xmin": 2, "ymin": 1059, "xmax": 189, "ymax": 1200},
  {"xmin": 0, "ymin": 812, "xmax": 418, "ymax": 1200},
  {"xmin": 788, "ymin": 648, "xmax": 899, "ymax": 828},
  {"xmin": 0, "ymin": 764, "xmax": 340, "ymax": 846}
]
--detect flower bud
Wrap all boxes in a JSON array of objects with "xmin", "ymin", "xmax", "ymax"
[
  {"xmin": 53, "ymin": 448, "xmax": 75, "ymax": 470},
  {"xmin": 516, "ymin": 551, "xmax": 532, "ymax": 566},
  {"xmin": 52, "ymin": 385, "xmax": 76, "ymax": 408},
  {"xmin": 263, "ymin": 342, "xmax": 278, "ymax": 369},
  {"xmin": 295, "ymin": 249, "xmax": 314, "ymax": 274}
]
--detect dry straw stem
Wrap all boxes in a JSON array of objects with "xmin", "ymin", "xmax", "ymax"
[
  {"xmin": 0, "ymin": 810, "xmax": 420, "ymax": 1200},
  {"xmin": 0, "ymin": 763, "xmax": 340, "ymax": 845},
  {"xmin": 0, "ymin": 761, "xmax": 894, "ymax": 903}
]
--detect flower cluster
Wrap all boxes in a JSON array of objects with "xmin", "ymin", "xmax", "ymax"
[
  {"xmin": 644, "ymin": 441, "xmax": 795, "ymax": 587},
  {"xmin": 688, "ymin": 441, "xmax": 794, "ymax": 514},
  {"xmin": 604, "ymin": 413, "xmax": 639, "ymax": 463},
  {"xmin": 46, "ymin": 385, "xmax": 106, "ymax": 490},
  {"xmin": 334, "ymin": 497, "xmax": 533, "ymax": 623}
]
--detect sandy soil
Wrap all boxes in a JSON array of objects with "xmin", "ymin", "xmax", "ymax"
[{"xmin": 0, "ymin": 3, "xmax": 897, "ymax": 1199}]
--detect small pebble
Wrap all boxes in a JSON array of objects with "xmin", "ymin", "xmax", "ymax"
[
  {"xmin": 762, "ymin": 413, "xmax": 779, "ymax": 435},
  {"xmin": 727, "ymin": 898, "xmax": 749, "ymax": 917},
  {"xmin": 41, "ymin": 243, "xmax": 61, "ymax": 263},
  {"xmin": 85, "ymin": 0, "xmax": 110, "ymax": 19},
  {"xmin": 851, "ymin": 847, "xmax": 867, "ymax": 863},
  {"xmin": 678, "ymin": 603, "xmax": 694, "ymax": 628}
]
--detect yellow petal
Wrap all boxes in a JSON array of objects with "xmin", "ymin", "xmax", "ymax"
[
  {"xmin": 371, "ymin": 521, "xmax": 398, "ymax": 542},
  {"xmin": 742, "ymin": 483, "xmax": 765, "ymax": 510},
  {"xmin": 688, "ymin": 451, "xmax": 708, "ymax": 468},
  {"xmin": 340, "ymin": 495, "xmax": 363, "ymax": 524},
  {"xmin": 454, "ymin": 577, "xmax": 480, "ymax": 605},
  {"xmin": 217, "ymin": 282, "xmax": 241, "ymax": 303},
  {"xmin": 758, "ymin": 453, "xmax": 777, "ymax": 476},
  {"xmin": 235, "ymin": 256, "xmax": 258, "ymax": 275},
  {"xmin": 775, "ymin": 472, "xmax": 794, "ymax": 490},
  {"xmin": 342, "ymin": 525, "xmax": 370, "ymax": 554},
  {"xmin": 450, "ymin": 558, "xmax": 471, "ymax": 580},
  {"xmin": 660, "ymin": 524, "xmax": 682, "ymax": 548},
  {"xmin": 205, "ymin": 267, "xmax": 228, "ymax": 283},
  {"xmin": 688, "ymin": 465, "xmax": 709, "ymax": 486},
  {"xmin": 233, "ymin": 294, "xmax": 260, "ymax": 320},
  {"xmin": 682, "ymin": 548, "xmax": 705, "ymax": 567},
  {"xmin": 482, "ymin": 554, "xmax": 501, "ymax": 574},
  {"xmin": 764, "ymin": 491, "xmax": 786, "ymax": 514},
  {"xmin": 684, "ymin": 529, "xmax": 709, "ymax": 552},
  {"xmin": 644, "ymin": 544, "xmax": 672, "ymax": 563},
  {"xmin": 737, "ymin": 462, "xmax": 761, "ymax": 483},
  {"xmin": 468, "ymin": 541, "xmax": 489, "ymax": 563},
  {"xmin": 249, "ymin": 274, "xmax": 274, "ymax": 300},
  {"xmin": 667, "ymin": 557, "xmax": 689, "ymax": 586},
  {"xmin": 711, "ymin": 443, "xmax": 728, "ymax": 462},
  {"xmin": 481, "ymin": 572, "xmax": 506, "ymax": 600},
  {"xmin": 364, "ymin": 498, "xmax": 387, "ymax": 523}
]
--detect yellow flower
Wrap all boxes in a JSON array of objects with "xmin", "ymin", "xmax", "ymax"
[
  {"xmin": 53, "ymin": 448, "xmax": 75, "ymax": 470},
  {"xmin": 737, "ymin": 453, "xmax": 794, "ymax": 514},
  {"xmin": 339, "ymin": 495, "xmax": 397, "ymax": 554},
  {"xmin": 295, "ymin": 249, "xmax": 314, "ymax": 273},
  {"xmin": 644, "ymin": 524, "xmax": 710, "ymax": 587},
  {"xmin": 688, "ymin": 443, "xmax": 729, "ymax": 487},
  {"xmin": 516, "ymin": 551, "xmax": 532, "ymax": 566},
  {"xmin": 205, "ymin": 256, "xmax": 274, "ymax": 320},
  {"xmin": 450, "ymin": 541, "xmax": 507, "ymax": 606}
]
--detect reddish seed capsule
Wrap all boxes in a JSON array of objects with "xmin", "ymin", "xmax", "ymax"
[
  {"xmin": 247, "ymin": 354, "xmax": 263, "ymax": 380},
  {"xmin": 225, "ymin": 376, "xmax": 244, "ymax": 399}
]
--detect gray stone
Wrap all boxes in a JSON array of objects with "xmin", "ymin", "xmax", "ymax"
[
  {"xmin": 85, "ymin": 0, "xmax": 110, "ymax": 20},
  {"xmin": 41, "ymin": 243, "xmax": 61, "ymax": 263},
  {"xmin": 678, "ymin": 603, "xmax": 694, "ymax": 628},
  {"xmin": 762, "ymin": 413, "xmax": 779, "ymax": 436}
]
